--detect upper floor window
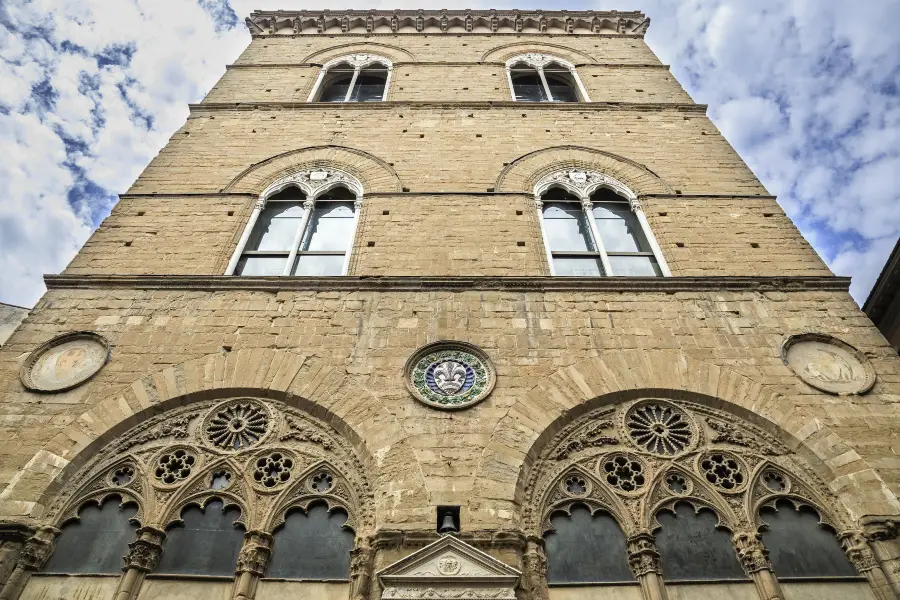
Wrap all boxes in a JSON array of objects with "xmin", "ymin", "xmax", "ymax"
[
  {"xmin": 226, "ymin": 169, "xmax": 363, "ymax": 277},
  {"xmin": 309, "ymin": 54, "xmax": 392, "ymax": 103},
  {"xmin": 535, "ymin": 170, "xmax": 670, "ymax": 277},
  {"xmin": 506, "ymin": 54, "xmax": 588, "ymax": 103}
]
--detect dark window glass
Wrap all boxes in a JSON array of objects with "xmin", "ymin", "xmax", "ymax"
[
  {"xmin": 655, "ymin": 502, "xmax": 747, "ymax": 581},
  {"xmin": 43, "ymin": 498, "xmax": 137, "ymax": 574},
  {"xmin": 760, "ymin": 500, "xmax": 857, "ymax": 578},
  {"xmin": 350, "ymin": 69, "xmax": 387, "ymax": 102},
  {"xmin": 544, "ymin": 505, "xmax": 633, "ymax": 583},
  {"xmin": 545, "ymin": 72, "xmax": 578, "ymax": 102},
  {"xmin": 512, "ymin": 70, "xmax": 547, "ymax": 102},
  {"xmin": 542, "ymin": 203, "xmax": 595, "ymax": 252},
  {"xmin": 320, "ymin": 74, "xmax": 353, "ymax": 102},
  {"xmin": 267, "ymin": 504, "xmax": 355, "ymax": 580},
  {"xmin": 244, "ymin": 202, "xmax": 305, "ymax": 252},
  {"xmin": 156, "ymin": 500, "xmax": 244, "ymax": 576}
]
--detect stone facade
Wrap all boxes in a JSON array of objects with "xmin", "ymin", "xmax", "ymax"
[
  {"xmin": 1, "ymin": 8, "xmax": 899, "ymax": 600},
  {"xmin": 0, "ymin": 304, "xmax": 28, "ymax": 347}
]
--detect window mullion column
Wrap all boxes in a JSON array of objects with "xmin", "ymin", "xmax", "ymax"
[
  {"xmin": 732, "ymin": 531, "xmax": 785, "ymax": 600},
  {"xmin": 113, "ymin": 527, "xmax": 165, "ymax": 600},
  {"xmin": 226, "ymin": 197, "xmax": 265, "ymax": 275},
  {"xmin": 344, "ymin": 67, "xmax": 361, "ymax": 102},
  {"xmin": 627, "ymin": 531, "xmax": 669, "ymax": 600},
  {"xmin": 382, "ymin": 66, "xmax": 393, "ymax": 101},
  {"xmin": 307, "ymin": 67, "xmax": 328, "ymax": 102},
  {"xmin": 282, "ymin": 199, "xmax": 315, "ymax": 276},
  {"xmin": 630, "ymin": 197, "xmax": 672, "ymax": 276},
  {"xmin": 571, "ymin": 67, "xmax": 591, "ymax": 102},
  {"xmin": 582, "ymin": 198, "xmax": 612, "ymax": 275},
  {"xmin": 537, "ymin": 66, "xmax": 554, "ymax": 102}
]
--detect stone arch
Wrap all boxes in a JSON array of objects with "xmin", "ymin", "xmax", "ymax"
[
  {"xmin": 6, "ymin": 350, "xmax": 422, "ymax": 531},
  {"xmin": 222, "ymin": 145, "xmax": 403, "ymax": 195},
  {"xmin": 469, "ymin": 350, "xmax": 900, "ymax": 531},
  {"xmin": 495, "ymin": 146, "xmax": 674, "ymax": 196},
  {"xmin": 481, "ymin": 42, "xmax": 597, "ymax": 64},
  {"xmin": 302, "ymin": 42, "xmax": 415, "ymax": 64}
]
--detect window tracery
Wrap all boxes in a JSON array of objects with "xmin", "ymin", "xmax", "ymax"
[
  {"xmin": 308, "ymin": 54, "xmax": 392, "ymax": 103},
  {"xmin": 524, "ymin": 397, "xmax": 877, "ymax": 590},
  {"xmin": 225, "ymin": 169, "xmax": 364, "ymax": 277},
  {"xmin": 505, "ymin": 54, "xmax": 589, "ymax": 103},
  {"xmin": 534, "ymin": 170, "xmax": 671, "ymax": 277}
]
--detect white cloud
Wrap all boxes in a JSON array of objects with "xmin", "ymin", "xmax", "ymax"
[{"xmin": 0, "ymin": 0, "xmax": 898, "ymax": 310}]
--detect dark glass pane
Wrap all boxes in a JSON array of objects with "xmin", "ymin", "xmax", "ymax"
[
  {"xmin": 303, "ymin": 202, "xmax": 356, "ymax": 251},
  {"xmin": 656, "ymin": 502, "xmax": 747, "ymax": 581},
  {"xmin": 542, "ymin": 203, "xmax": 595, "ymax": 252},
  {"xmin": 319, "ymin": 76, "xmax": 353, "ymax": 102},
  {"xmin": 235, "ymin": 256, "xmax": 287, "ymax": 276},
  {"xmin": 760, "ymin": 500, "xmax": 857, "ymax": 578},
  {"xmin": 593, "ymin": 202, "xmax": 650, "ymax": 253},
  {"xmin": 544, "ymin": 505, "xmax": 633, "ymax": 583},
  {"xmin": 512, "ymin": 72, "xmax": 546, "ymax": 102},
  {"xmin": 267, "ymin": 186, "xmax": 307, "ymax": 201},
  {"xmin": 317, "ymin": 186, "xmax": 357, "ymax": 201},
  {"xmin": 156, "ymin": 501, "xmax": 244, "ymax": 576},
  {"xmin": 294, "ymin": 254, "xmax": 346, "ymax": 276},
  {"xmin": 267, "ymin": 504, "xmax": 355, "ymax": 580},
  {"xmin": 541, "ymin": 188, "xmax": 581, "ymax": 201},
  {"xmin": 553, "ymin": 257, "xmax": 603, "ymax": 277},
  {"xmin": 609, "ymin": 255, "xmax": 662, "ymax": 277},
  {"xmin": 245, "ymin": 203, "xmax": 305, "ymax": 252},
  {"xmin": 350, "ymin": 70, "xmax": 387, "ymax": 102},
  {"xmin": 545, "ymin": 73, "xmax": 578, "ymax": 102},
  {"xmin": 43, "ymin": 498, "xmax": 137, "ymax": 574}
]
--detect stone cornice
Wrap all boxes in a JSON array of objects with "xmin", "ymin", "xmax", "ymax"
[
  {"xmin": 44, "ymin": 275, "xmax": 851, "ymax": 294},
  {"xmin": 190, "ymin": 101, "xmax": 707, "ymax": 113},
  {"xmin": 116, "ymin": 192, "xmax": 777, "ymax": 200},
  {"xmin": 247, "ymin": 9, "xmax": 649, "ymax": 37},
  {"xmin": 226, "ymin": 62, "xmax": 670, "ymax": 69}
]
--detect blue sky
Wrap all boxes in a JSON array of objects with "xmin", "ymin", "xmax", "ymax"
[{"xmin": 0, "ymin": 0, "xmax": 898, "ymax": 307}]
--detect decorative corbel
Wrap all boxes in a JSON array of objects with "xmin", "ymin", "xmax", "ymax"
[
  {"xmin": 732, "ymin": 531, "xmax": 783, "ymax": 600},
  {"xmin": 841, "ymin": 530, "xmax": 900, "ymax": 600},
  {"xmin": 0, "ymin": 526, "xmax": 58, "ymax": 600},
  {"xmin": 113, "ymin": 527, "xmax": 165, "ymax": 600},
  {"xmin": 627, "ymin": 531, "xmax": 668, "ymax": 600},
  {"xmin": 521, "ymin": 536, "xmax": 549, "ymax": 600},
  {"xmin": 232, "ymin": 530, "xmax": 273, "ymax": 600}
]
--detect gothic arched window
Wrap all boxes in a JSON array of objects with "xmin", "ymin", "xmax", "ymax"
[
  {"xmin": 42, "ymin": 497, "xmax": 137, "ymax": 574},
  {"xmin": 506, "ymin": 54, "xmax": 587, "ymax": 103},
  {"xmin": 655, "ymin": 503, "xmax": 747, "ymax": 581},
  {"xmin": 227, "ymin": 170, "xmax": 363, "ymax": 277},
  {"xmin": 156, "ymin": 500, "xmax": 245, "ymax": 576},
  {"xmin": 267, "ymin": 503, "xmax": 355, "ymax": 580},
  {"xmin": 535, "ymin": 171, "xmax": 670, "ymax": 277},
  {"xmin": 310, "ymin": 55, "xmax": 392, "ymax": 103},
  {"xmin": 544, "ymin": 505, "xmax": 633, "ymax": 583}
]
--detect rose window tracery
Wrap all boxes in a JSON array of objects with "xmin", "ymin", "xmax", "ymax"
[
  {"xmin": 700, "ymin": 453, "xmax": 745, "ymax": 491},
  {"xmin": 254, "ymin": 453, "xmax": 294, "ymax": 488},
  {"xmin": 210, "ymin": 471, "xmax": 232, "ymax": 490},
  {"xmin": 763, "ymin": 470, "xmax": 787, "ymax": 493},
  {"xmin": 665, "ymin": 472, "xmax": 688, "ymax": 495},
  {"xmin": 155, "ymin": 449, "xmax": 195, "ymax": 484},
  {"xmin": 564, "ymin": 474, "xmax": 588, "ymax": 496},
  {"xmin": 311, "ymin": 471, "xmax": 334, "ymax": 493},
  {"xmin": 204, "ymin": 401, "xmax": 270, "ymax": 451},
  {"xmin": 625, "ymin": 402, "xmax": 694, "ymax": 456},
  {"xmin": 111, "ymin": 465, "xmax": 134, "ymax": 486},
  {"xmin": 602, "ymin": 455, "xmax": 645, "ymax": 492}
]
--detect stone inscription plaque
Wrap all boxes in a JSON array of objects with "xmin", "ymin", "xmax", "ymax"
[
  {"xmin": 21, "ymin": 332, "xmax": 110, "ymax": 392},
  {"xmin": 782, "ymin": 334, "xmax": 875, "ymax": 395}
]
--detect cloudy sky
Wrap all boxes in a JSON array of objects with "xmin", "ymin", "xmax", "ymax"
[{"xmin": 0, "ymin": 0, "xmax": 898, "ymax": 308}]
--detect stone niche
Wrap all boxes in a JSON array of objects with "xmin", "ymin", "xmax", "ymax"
[{"xmin": 377, "ymin": 535, "xmax": 520, "ymax": 599}]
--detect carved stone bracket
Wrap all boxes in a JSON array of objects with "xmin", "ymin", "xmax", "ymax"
[
  {"xmin": 627, "ymin": 532, "xmax": 662, "ymax": 577},
  {"xmin": 842, "ymin": 530, "xmax": 881, "ymax": 573},
  {"xmin": 16, "ymin": 527, "xmax": 58, "ymax": 572},
  {"xmin": 732, "ymin": 531, "xmax": 772, "ymax": 575},
  {"xmin": 235, "ymin": 530, "xmax": 274, "ymax": 576},
  {"xmin": 123, "ymin": 527, "xmax": 166, "ymax": 572}
]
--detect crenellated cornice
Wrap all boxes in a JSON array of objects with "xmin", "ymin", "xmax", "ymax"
[{"xmin": 246, "ymin": 9, "xmax": 649, "ymax": 37}]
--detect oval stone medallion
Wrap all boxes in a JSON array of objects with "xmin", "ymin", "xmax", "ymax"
[{"xmin": 20, "ymin": 331, "xmax": 110, "ymax": 392}]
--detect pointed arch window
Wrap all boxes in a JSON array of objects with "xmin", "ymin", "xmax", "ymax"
[
  {"xmin": 226, "ymin": 170, "xmax": 363, "ymax": 277},
  {"xmin": 535, "ymin": 170, "xmax": 671, "ymax": 277},
  {"xmin": 506, "ymin": 54, "xmax": 589, "ymax": 103},
  {"xmin": 309, "ymin": 54, "xmax": 392, "ymax": 103}
]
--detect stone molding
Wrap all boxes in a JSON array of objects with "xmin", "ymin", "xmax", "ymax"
[
  {"xmin": 189, "ymin": 101, "xmax": 707, "ymax": 113},
  {"xmin": 44, "ymin": 274, "xmax": 852, "ymax": 293},
  {"xmin": 247, "ymin": 10, "xmax": 649, "ymax": 37},
  {"xmin": 224, "ymin": 62, "xmax": 673, "ymax": 69}
]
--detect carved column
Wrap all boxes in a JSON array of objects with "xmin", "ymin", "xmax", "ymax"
[
  {"xmin": 0, "ymin": 526, "xmax": 58, "ymax": 600},
  {"xmin": 231, "ymin": 530, "xmax": 273, "ymax": 600},
  {"xmin": 627, "ymin": 531, "xmax": 668, "ymax": 600},
  {"xmin": 349, "ymin": 542, "xmax": 375, "ymax": 600},
  {"xmin": 864, "ymin": 519, "xmax": 900, "ymax": 599},
  {"xmin": 732, "ymin": 531, "xmax": 783, "ymax": 600},
  {"xmin": 521, "ymin": 536, "xmax": 549, "ymax": 600},
  {"xmin": 113, "ymin": 526, "xmax": 165, "ymax": 600},
  {"xmin": 841, "ymin": 530, "xmax": 899, "ymax": 600},
  {"xmin": 0, "ymin": 524, "xmax": 32, "ymax": 592}
]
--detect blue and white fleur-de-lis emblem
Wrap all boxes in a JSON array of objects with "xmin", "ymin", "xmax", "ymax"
[{"xmin": 433, "ymin": 360, "xmax": 468, "ymax": 395}]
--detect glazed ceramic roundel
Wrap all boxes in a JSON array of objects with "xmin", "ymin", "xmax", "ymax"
[{"xmin": 404, "ymin": 341, "xmax": 496, "ymax": 410}]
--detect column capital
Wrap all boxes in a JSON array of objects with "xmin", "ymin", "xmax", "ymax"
[
  {"xmin": 123, "ymin": 527, "xmax": 166, "ymax": 573},
  {"xmin": 235, "ymin": 530, "xmax": 273, "ymax": 576},
  {"xmin": 841, "ymin": 530, "xmax": 882, "ymax": 574},
  {"xmin": 0, "ymin": 523, "xmax": 33, "ymax": 545},
  {"xmin": 732, "ymin": 530, "xmax": 772, "ymax": 575},
  {"xmin": 18, "ymin": 527, "xmax": 59, "ymax": 571},
  {"xmin": 627, "ymin": 531, "xmax": 663, "ymax": 577}
]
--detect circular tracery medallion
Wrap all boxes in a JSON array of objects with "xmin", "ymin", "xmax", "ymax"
[
  {"xmin": 20, "ymin": 332, "xmax": 110, "ymax": 392},
  {"xmin": 202, "ymin": 399, "xmax": 272, "ymax": 451},
  {"xmin": 404, "ymin": 341, "xmax": 495, "ymax": 410},
  {"xmin": 782, "ymin": 333, "xmax": 875, "ymax": 395}
]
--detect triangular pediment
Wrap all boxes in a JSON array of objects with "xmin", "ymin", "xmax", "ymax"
[{"xmin": 377, "ymin": 535, "xmax": 520, "ymax": 599}]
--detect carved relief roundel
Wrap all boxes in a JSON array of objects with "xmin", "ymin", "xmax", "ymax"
[
  {"xmin": 404, "ymin": 341, "xmax": 496, "ymax": 410},
  {"xmin": 782, "ymin": 333, "xmax": 876, "ymax": 395},
  {"xmin": 623, "ymin": 400, "xmax": 696, "ymax": 456},
  {"xmin": 20, "ymin": 331, "xmax": 110, "ymax": 392},
  {"xmin": 202, "ymin": 399, "xmax": 272, "ymax": 451}
]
